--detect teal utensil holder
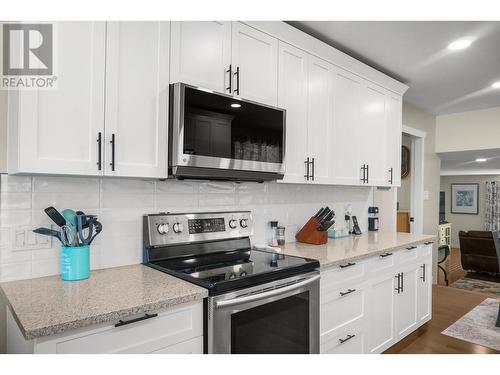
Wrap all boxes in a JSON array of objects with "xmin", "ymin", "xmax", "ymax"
[{"xmin": 60, "ymin": 245, "xmax": 90, "ymax": 281}]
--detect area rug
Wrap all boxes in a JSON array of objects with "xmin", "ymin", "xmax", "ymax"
[
  {"xmin": 449, "ymin": 277, "xmax": 500, "ymax": 297},
  {"xmin": 442, "ymin": 298, "xmax": 500, "ymax": 351}
]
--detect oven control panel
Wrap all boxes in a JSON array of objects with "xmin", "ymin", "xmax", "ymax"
[{"xmin": 145, "ymin": 211, "xmax": 252, "ymax": 247}]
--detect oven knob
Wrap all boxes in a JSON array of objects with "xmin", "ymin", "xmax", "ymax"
[
  {"xmin": 157, "ymin": 223, "xmax": 169, "ymax": 235},
  {"xmin": 173, "ymin": 223, "xmax": 184, "ymax": 233},
  {"xmin": 240, "ymin": 271, "xmax": 247, "ymax": 277},
  {"xmin": 229, "ymin": 272, "xmax": 237, "ymax": 279},
  {"xmin": 229, "ymin": 219, "xmax": 237, "ymax": 229},
  {"xmin": 240, "ymin": 219, "xmax": 248, "ymax": 228}
]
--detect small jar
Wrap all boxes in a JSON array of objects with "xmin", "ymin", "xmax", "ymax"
[{"xmin": 276, "ymin": 226, "xmax": 286, "ymax": 246}]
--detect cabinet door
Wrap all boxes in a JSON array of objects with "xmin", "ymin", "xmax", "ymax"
[
  {"xmin": 330, "ymin": 70, "xmax": 362, "ymax": 185},
  {"xmin": 231, "ymin": 22, "xmax": 278, "ymax": 106},
  {"xmin": 307, "ymin": 56, "xmax": 334, "ymax": 184},
  {"xmin": 395, "ymin": 266, "xmax": 419, "ymax": 339},
  {"xmin": 365, "ymin": 273, "xmax": 396, "ymax": 353},
  {"xmin": 9, "ymin": 22, "xmax": 106, "ymax": 175},
  {"xmin": 105, "ymin": 21, "xmax": 169, "ymax": 178},
  {"xmin": 359, "ymin": 83, "xmax": 387, "ymax": 186},
  {"xmin": 170, "ymin": 21, "xmax": 231, "ymax": 93},
  {"xmin": 417, "ymin": 258, "xmax": 432, "ymax": 323},
  {"xmin": 277, "ymin": 42, "xmax": 308, "ymax": 184},
  {"xmin": 386, "ymin": 95, "xmax": 402, "ymax": 186}
]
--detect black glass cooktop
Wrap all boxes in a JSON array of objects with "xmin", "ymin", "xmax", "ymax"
[{"xmin": 147, "ymin": 249, "xmax": 319, "ymax": 296}]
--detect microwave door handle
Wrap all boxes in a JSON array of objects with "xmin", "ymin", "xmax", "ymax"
[{"xmin": 215, "ymin": 275, "xmax": 320, "ymax": 308}]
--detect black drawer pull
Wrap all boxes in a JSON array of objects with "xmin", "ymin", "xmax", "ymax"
[
  {"xmin": 339, "ymin": 262, "xmax": 356, "ymax": 269},
  {"xmin": 380, "ymin": 252, "xmax": 393, "ymax": 258},
  {"xmin": 115, "ymin": 313, "xmax": 158, "ymax": 328},
  {"xmin": 424, "ymin": 241, "xmax": 433, "ymax": 245},
  {"xmin": 339, "ymin": 288, "xmax": 356, "ymax": 297},
  {"xmin": 339, "ymin": 334, "xmax": 356, "ymax": 344},
  {"xmin": 406, "ymin": 246, "xmax": 417, "ymax": 250}
]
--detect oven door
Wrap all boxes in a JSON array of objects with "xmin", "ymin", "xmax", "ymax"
[
  {"xmin": 170, "ymin": 83, "xmax": 286, "ymax": 178},
  {"xmin": 207, "ymin": 272, "xmax": 320, "ymax": 354}
]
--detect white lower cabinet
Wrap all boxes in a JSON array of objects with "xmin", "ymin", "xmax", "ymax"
[
  {"xmin": 320, "ymin": 243, "xmax": 433, "ymax": 354},
  {"xmin": 7, "ymin": 301, "xmax": 203, "ymax": 354}
]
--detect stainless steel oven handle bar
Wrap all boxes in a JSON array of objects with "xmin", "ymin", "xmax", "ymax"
[{"xmin": 215, "ymin": 275, "xmax": 321, "ymax": 308}]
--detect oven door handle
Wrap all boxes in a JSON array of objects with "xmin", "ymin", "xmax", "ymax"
[{"xmin": 215, "ymin": 275, "xmax": 320, "ymax": 308}]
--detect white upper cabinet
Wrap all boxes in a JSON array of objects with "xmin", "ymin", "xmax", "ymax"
[
  {"xmin": 105, "ymin": 21, "xmax": 170, "ymax": 178},
  {"xmin": 359, "ymin": 83, "xmax": 388, "ymax": 186},
  {"xmin": 8, "ymin": 22, "xmax": 106, "ymax": 175},
  {"xmin": 231, "ymin": 22, "xmax": 278, "ymax": 106},
  {"xmin": 170, "ymin": 21, "xmax": 231, "ymax": 94},
  {"xmin": 386, "ymin": 95, "xmax": 402, "ymax": 186},
  {"xmin": 278, "ymin": 42, "xmax": 308, "ymax": 184},
  {"xmin": 331, "ymin": 70, "xmax": 363, "ymax": 185},
  {"xmin": 306, "ymin": 56, "xmax": 334, "ymax": 184}
]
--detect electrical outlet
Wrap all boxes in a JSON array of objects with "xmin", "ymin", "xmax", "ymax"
[{"xmin": 12, "ymin": 226, "xmax": 52, "ymax": 251}]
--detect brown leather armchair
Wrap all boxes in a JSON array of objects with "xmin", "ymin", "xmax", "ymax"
[{"xmin": 458, "ymin": 230, "xmax": 500, "ymax": 274}]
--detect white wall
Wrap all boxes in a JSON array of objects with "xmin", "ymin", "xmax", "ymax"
[
  {"xmin": 0, "ymin": 91, "xmax": 7, "ymax": 173},
  {"xmin": 402, "ymin": 103, "xmax": 440, "ymax": 279},
  {"xmin": 436, "ymin": 107, "xmax": 500, "ymax": 153},
  {"xmin": 0, "ymin": 176, "xmax": 373, "ymax": 283},
  {"xmin": 440, "ymin": 174, "xmax": 500, "ymax": 248}
]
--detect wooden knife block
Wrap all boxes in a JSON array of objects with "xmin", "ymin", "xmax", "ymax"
[{"xmin": 296, "ymin": 217, "xmax": 328, "ymax": 245}]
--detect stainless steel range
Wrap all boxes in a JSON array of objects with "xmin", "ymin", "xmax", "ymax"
[{"xmin": 143, "ymin": 211, "xmax": 320, "ymax": 354}]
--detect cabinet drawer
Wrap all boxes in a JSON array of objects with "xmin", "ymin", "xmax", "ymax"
[
  {"xmin": 321, "ymin": 320, "xmax": 364, "ymax": 354},
  {"xmin": 395, "ymin": 246, "xmax": 419, "ymax": 264},
  {"xmin": 366, "ymin": 252, "xmax": 395, "ymax": 274},
  {"xmin": 44, "ymin": 302, "xmax": 203, "ymax": 354},
  {"xmin": 321, "ymin": 261, "xmax": 365, "ymax": 286},
  {"xmin": 149, "ymin": 336, "xmax": 203, "ymax": 354},
  {"xmin": 321, "ymin": 283, "xmax": 365, "ymax": 335}
]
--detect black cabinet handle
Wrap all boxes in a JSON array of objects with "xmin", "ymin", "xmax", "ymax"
[
  {"xmin": 406, "ymin": 245, "xmax": 417, "ymax": 250},
  {"xmin": 420, "ymin": 264, "xmax": 426, "ymax": 282},
  {"xmin": 339, "ymin": 334, "xmax": 356, "ymax": 344},
  {"xmin": 234, "ymin": 66, "xmax": 240, "ymax": 95},
  {"xmin": 304, "ymin": 157, "xmax": 310, "ymax": 181},
  {"xmin": 339, "ymin": 288, "xmax": 356, "ymax": 297},
  {"xmin": 366, "ymin": 164, "xmax": 369, "ymax": 184},
  {"xmin": 339, "ymin": 262, "xmax": 356, "ymax": 269},
  {"xmin": 424, "ymin": 241, "xmax": 433, "ymax": 245},
  {"xmin": 115, "ymin": 313, "xmax": 158, "ymax": 328},
  {"xmin": 380, "ymin": 252, "xmax": 393, "ymax": 258},
  {"xmin": 401, "ymin": 272, "xmax": 404, "ymax": 293},
  {"xmin": 110, "ymin": 133, "xmax": 116, "ymax": 171},
  {"xmin": 96, "ymin": 132, "xmax": 102, "ymax": 171},
  {"xmin": 389, "ymin": 167, "xmax": 393, "ymax": 184},
  {"xmin": 226, "ymin": 64, "xmax": 232, "ymax": 93},
  {"xmin": 395, "ymin": 273, "xmax": 401, "ymax": 293},
  {"xmin": 311, "ymin": 157, "xmax": 315, "ymax": 181},
  {"xmin": 360, "ymin": 164, "xmax": 366, "ymax": 183}
]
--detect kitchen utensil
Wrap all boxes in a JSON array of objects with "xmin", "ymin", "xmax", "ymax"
[
  {"xmin": 352, "ymin": 216, "xmax": 362, "ymax": 235},
  {"xmin": 313, "ymin": 207, "xmax": 324, "ymax": 218},
  {"xmin": 75, "ymin": 211, "xmax": 91, "ymax": 229},
  {"xmin": 77, "ymin": 214, "xmax": 96, "ymax": 246},
  {"xmin": 44, "ymin": 206, "xmax": 66, "ymax": 227},
  {"xmin": 87, "ymin": 220, "xmax": 102, "ymax": 245},
  {"xmin": 321, "ymin": 211, "xmax": 335, "ymax": 224},
  {"xmin": 33, "ymin": 227, "xmax": 62, "ymax": 243},
  {"xmin": 60, "ymin": 225, "xmax": 77, "ymax": 247},
  {"xmin": 317, "ymin": 207, "xmax": 331, "ymax": 222},
  {"xmin": 61, "ymin": 209, "xmax": 78, "ymax": 246}
]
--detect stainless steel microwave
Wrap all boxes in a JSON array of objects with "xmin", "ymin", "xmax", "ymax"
[{"xmin": 169, "ymin": 83, "xmax": 286, "ymax": 182}]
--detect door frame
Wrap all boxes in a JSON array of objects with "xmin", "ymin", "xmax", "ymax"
[{"xmin": 402, "ymin": 125, "xmax": 426, "ymax": 235}]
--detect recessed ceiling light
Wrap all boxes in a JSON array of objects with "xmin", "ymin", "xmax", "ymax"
[
  {"xmin": 475, "ymin": 158, "xmax": 487, "ymax": 162},
  {"xmin": 230, "ymin": 103, "xmax": 241, "ymax": 108},
  {"xmin": 448, "ymin": 38, "xmax": 473, "ymax": 51},
  {"xmin": 492, "ymin": 81, "xmax": 500, "ymax": 89}
]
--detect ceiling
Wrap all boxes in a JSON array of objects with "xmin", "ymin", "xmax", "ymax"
[
  {"xmin": 287, "ymin": 21, "xmax": 500, "ymax": 115},
  {"xmin": 438, "ymin": 148, "xmax": 500, "ymax": 176}
]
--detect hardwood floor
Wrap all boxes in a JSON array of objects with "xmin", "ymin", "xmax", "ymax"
[{"xmin": 384, "ymin": 285, "xmax": 499, "ymax": 354}]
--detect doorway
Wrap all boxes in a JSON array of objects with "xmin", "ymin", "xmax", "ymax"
[{"xmin": 397, "ymin": 126, "xmax": 426, "ymax": 234}]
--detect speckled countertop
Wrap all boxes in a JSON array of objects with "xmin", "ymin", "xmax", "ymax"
[
  {"xmin": 278, "ymin": 232, "xmax": 436, "ymax": 269},
  {"xmin": 0, "ymin": 264, "xmax": 207, "ymax": 340}
]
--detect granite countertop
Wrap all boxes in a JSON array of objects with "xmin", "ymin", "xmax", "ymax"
[
  {"xmin": 0, "ymin": 264, "xmax": 208, "ymax": 340},
  {"xmin": 278, "ymin": 232, "xmax": 436, "ymax": 269}
]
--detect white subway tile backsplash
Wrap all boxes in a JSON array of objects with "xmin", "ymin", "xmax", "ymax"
[{"xmin": 0, "ymin": 175, "xmax": 373, "ymax": 281}]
